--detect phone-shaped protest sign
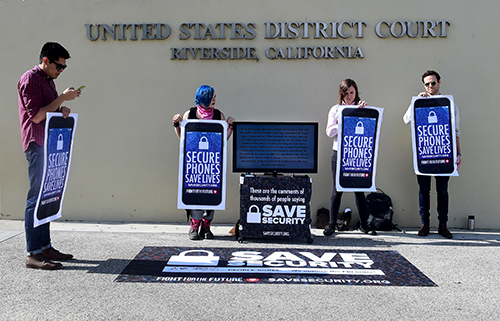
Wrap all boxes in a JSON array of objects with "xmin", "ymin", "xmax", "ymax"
[
  {"xmin": 336, "ymin": 107, "xmax": 382, "ymax": 192},
  {"xmin": 411, "ymin": 96, "xmax": 457, "ymax": 176},
  {"xmin": 34, "ymin": 113, "xmax": 78, "ymax": 227},
  {"xmin": 177, "ymin": 120, "xmax": 227, "ymax": 210}
]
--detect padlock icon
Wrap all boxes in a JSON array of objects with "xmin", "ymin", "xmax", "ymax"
[
  {"xmin": 355, "ymin": 121, "xmax": 364, "ymax": 135},
  {"xmin": 167, "ymin": 250, "xmax": 220, "ymax": 266},
  {"xmin": 428, "ymin": 111, "xmax": 438, "ymax": 123},
  {"xmin": 199, "ymin": 136, "xmax": 209, "ymax": 150},
  {"xmin": 56, "ymin": 134, "xmax": 64, "ymax": 150},
  {"xmin": 246, "ymin": 205, "xmax": 261, "ymax": 224}
]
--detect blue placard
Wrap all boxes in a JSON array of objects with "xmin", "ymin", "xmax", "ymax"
[
  {"xmin": 177, "ymin": 120, "xmax": 228, "ymax": 210},
  {"xmin": 184, "ymin": 131, "xmax": 223, "ymax": 190},
  {"xmin": 414, "ymin": 106, "xmax": 452, "ymax": 160},
  {"xmin": 40, "ymin": 127, "xmax": 72, "ymax": 201},
  {"xmin": 34, "ymin": 113, "xmax": 78, "ymax": 227},
  {"xmin": 341, "ymin": 116, "xmax": 376, "ymax": 173},
  {"xmin": 336, "ymin": 106, "xmax": 384, "ymax": 192},
  {"xmin": 410, "ymin": 95, "xmax": 458, "ymax": 176}
]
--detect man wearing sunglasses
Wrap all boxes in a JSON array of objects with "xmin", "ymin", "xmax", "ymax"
[
  {"xmin": 17, "ymin": 42, "xmax": 82, "ymax": 270},
  {"xmin": 403, "ymin": 70, "xmax": 461, "ymax": 239}
]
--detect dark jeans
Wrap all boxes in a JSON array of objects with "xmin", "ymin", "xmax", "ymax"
[
  {"xmin": 24, "ymin": 143, "xmax": 51, "ymax": 254},
  {"xmin": 417, "ymin": 175, "xmax": 450, "ymax": 226},
  {"xmin": 329, "ymin": 151, "xmax": 368, "ymax": 228}
]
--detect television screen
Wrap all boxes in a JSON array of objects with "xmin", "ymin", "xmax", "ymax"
[{"xmin": 232, "ymin": 122, "xmax": 318, "ymax": 174}]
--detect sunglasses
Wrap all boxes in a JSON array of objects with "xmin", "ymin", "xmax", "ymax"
[
  {"xmin": 49, "ymin": 59, "xmax": 67, "ymax": 71},
  {"xmin": 424, "ymin": 81, "xmax": 437, "ymax": 87}
]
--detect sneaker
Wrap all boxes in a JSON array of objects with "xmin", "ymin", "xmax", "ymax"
[
  {"xmin": 438, "ymin": 224, "xmax": 453, "ymax": 239},
  {"xmin": 323, "ymin": 226, "xmax": 335, "ymax": 236},
  {"xmin": 418, "ymin": 225, "xmax": 430, "ymax": 237}
]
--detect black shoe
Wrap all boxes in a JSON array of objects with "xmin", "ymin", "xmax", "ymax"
[
  {"xmin": 26, "ymin": 254, "xmax": 62, "ymax": 270},
  {"xmin": 360, "ymin": 225, "xmax": 377, "ymax": 235},
  {"xmin": 42, "ymin": 247, "xmax": 73, "ymax": 261},
  {"xmin": 199, "ymin": 227, "xmax": 214, "ymax": 239},
  {"xmin": 438, "ymin": 224, "xmax": 453, "ymax": 239},
  {"xmin": 418, "ymin": 225, "xmax": 430, "ymax": 237},
  {"xmin": 323, "ymin": 226, "xmax": 335, "ymax": 236}
]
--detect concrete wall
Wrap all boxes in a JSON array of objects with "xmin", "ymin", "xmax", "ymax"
[{"xmin": 1, "ymin": 0, "xmax": 499, "ymax": 229}]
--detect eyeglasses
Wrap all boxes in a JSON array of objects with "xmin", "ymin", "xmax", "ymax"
[
  {"xmin": 49, "ymin": 59, "xmax": 67, "ymax": 71},
  {"xmin": 424, "ymin": 81, "xmax": 437, "ymax": 87}
]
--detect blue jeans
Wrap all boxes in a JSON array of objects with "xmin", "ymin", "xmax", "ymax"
[
  {"xmin": 329, "ymin": 151, "xmax": 368, "ymax": 228},
  {"xmin": 417, "ymin": 175, "xmax": 450, "ymax": 226},
  {"xmin": 24, "ymin": 143, "xmax": 51, "ymax": 254}
]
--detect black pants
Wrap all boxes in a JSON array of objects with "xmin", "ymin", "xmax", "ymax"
[{"xmin": 329, "ymin": 151, "xmax": 368, "ymax": 228}]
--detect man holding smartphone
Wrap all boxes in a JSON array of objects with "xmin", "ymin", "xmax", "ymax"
[
  {"xmin": 18, "ymin": 42, "xmax": 82, "ymax": 269},
  {"xmin": 403, "ymin": 70, "xmax": 461, "ymax": 239}
]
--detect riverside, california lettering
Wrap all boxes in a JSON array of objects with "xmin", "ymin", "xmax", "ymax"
[{"xmin": 86, "ymin": 20, "xmax": 451, "ymax": 61}]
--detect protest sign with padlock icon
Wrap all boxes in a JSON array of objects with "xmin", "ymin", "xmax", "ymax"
[
  {"xmin": 355, "ymin": 121, "xmax": 364, "ymax": 135},
  {"xmin": 57, "ymin": 134, "xmax": 64, "ymax": 150},
  {"xmin": 428, "ymin": 111, "xmax": 438, "ymax": 123},
  {"xmin": 246, "ymin": 205, "xmax": 262, "ymax": 224},
  {"xmin": 167, "ymin": 250, "xmax": 220, "ymax": 266},
  {"xmin": 198, "ymin": 136, "xmax": 209, "ymax": 150}
]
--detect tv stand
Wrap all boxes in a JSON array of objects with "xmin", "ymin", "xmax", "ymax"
[{"xmin": 238, "ymin": 175, "xmax": 313, "ymax": 244}]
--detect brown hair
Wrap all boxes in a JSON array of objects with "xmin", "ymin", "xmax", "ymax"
[
  {"xmin": 421, "ymin": 70, "xmax": 441, "ymax": 83},
  {"xmin": 338, "ymin": 78, "xmax": 360, "ymax": 105}
]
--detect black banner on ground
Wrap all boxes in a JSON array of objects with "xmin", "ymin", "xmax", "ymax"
[{"xmin": 116, "ymin": 247, "xmax": 436, "ymax": 286}]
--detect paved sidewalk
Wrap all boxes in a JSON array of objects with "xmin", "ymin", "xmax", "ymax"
[{"xmin": 1, "ymin": 219, "xmax": 499, "ymax": 320}]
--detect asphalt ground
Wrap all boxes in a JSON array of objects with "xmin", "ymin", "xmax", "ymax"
[{"xmin": 1, "ymin": 219, "xmax": 499, "ymax": 321}]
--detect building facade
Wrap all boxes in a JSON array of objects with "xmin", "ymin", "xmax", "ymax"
[{"xmin": 1, "ymin": 0, "xmax": 499, "ymax": 229}]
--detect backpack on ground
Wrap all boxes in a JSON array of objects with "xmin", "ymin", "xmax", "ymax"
[
  {"xmin": 366, "ymin": 189, "xmax": 400, "ymax": 231},
  {"xmin": 336, "ymin": 208, "xmax": 352, "ymax": 231}
]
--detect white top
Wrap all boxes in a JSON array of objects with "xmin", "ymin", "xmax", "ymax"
[{"xmin": 325, "ymin": 104, "xmax": 342, "ymax": 151}]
